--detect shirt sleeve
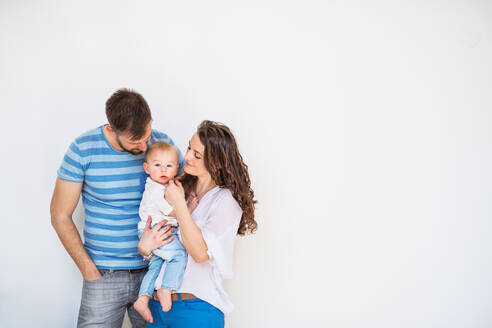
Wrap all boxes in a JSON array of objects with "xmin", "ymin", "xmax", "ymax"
[
  {"xmin": 200, "ymin": 190, "xmax": 242, "ymax": 280},
  {"xmin": 153, "ymin": 186, "xmax": 173, "ymax": 216},
  {"xmin": 176, "ymin": 146, "xmax": 185, "ymax": 175},
  {"xmin": 57, "ymin": 141, "xmax": 87, "ymax": 182}
]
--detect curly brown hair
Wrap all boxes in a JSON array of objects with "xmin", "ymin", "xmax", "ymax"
[{"xmin": 180, "ymin": 120, "xmax": 257, "ymax": 235}]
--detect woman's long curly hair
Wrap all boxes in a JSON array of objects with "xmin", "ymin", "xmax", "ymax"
[{"xmin": 180, "ymin": 120, "xmax": 257, "ymax": 235}]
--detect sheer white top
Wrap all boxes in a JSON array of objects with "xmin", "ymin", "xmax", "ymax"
[{"xmin": 155, "ymin": 186, "xmax": 242, "ymax": 314}]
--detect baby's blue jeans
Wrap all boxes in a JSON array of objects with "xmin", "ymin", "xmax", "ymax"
[{"xmin": 138, "ymin": 228, "xmax": 187, "ymax": 296}]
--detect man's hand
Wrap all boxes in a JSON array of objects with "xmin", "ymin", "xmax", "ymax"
[
  {"xmin": 82, "ymin": 266, "xmax": 102, "ymax": 281},
  {"xmin": 138, "ymin": 216, "xmax": 175, "ymax": 257}
]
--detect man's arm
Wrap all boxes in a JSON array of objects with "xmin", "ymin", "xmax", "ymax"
[{"xmin": 50, "ymin": 178, "xmax": 101, "ymax": 281}]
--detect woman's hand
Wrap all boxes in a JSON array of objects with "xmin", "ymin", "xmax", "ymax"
[
  {"xmin": 137, "ymin": 216, "xmax": 175, "ymax": 257},
  {"xmin": 165, "ymin": 180, "xmax": 187, "ymax": 210}
]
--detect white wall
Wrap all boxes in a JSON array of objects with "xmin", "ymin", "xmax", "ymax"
[{"xmin": 1, "ymin": 1, "xmax": 491, "ymax": 327}]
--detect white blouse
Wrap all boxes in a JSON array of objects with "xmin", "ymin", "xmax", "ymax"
[{"xmin": 155, "ymin": 186, "xmax": 242, "ymax": 314}]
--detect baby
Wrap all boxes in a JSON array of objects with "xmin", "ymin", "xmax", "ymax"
[{"xmin": 133, "ymin": 142, "xmax": 188, "ymax": 323}]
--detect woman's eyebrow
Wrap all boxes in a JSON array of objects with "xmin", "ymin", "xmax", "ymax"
[{"xmin": 189, "ymin": 144, "xmax": 202, "ymax": 155}]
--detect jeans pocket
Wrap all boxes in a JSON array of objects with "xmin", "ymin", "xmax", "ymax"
[
  {"xmin": 185, "ymin": 299, "xmax": 221, "ymax": 314},
  {"xmin": 83, "ymin": 269, "xmax": 107, "ymax": 284}
]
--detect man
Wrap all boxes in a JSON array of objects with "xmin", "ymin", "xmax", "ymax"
[{"xmin": 50, "ymin": 89, "xmax": 183, "ymax": 327}]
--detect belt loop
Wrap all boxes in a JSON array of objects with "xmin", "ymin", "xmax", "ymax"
[{"xmin": 177, "ymin": 293, "xmax": 182, "ymax": 302}]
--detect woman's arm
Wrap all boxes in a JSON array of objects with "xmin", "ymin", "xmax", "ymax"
[{"xmin": 165, "ymin": 180, "xmax": 210, "ymax": 263}]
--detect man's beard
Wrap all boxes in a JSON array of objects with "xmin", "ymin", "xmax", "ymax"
[{"xmin": 116, "ymin": 136, "xmax": 144, "ymax": 155}]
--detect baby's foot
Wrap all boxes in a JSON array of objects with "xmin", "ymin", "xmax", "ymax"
[
  {"xmin": 133, "ymin": 296, "xmax": 153, "ymax": 323},
  {"xmin": 156, "ymin": 288, "xmax": 173, "ymax": 312}
]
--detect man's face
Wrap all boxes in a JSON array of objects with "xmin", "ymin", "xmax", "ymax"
[{"xmin": 116, "ymin": 123, "xmax": 152, "ymax": 155}]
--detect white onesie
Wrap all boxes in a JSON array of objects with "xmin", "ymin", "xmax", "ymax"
[{"xmin": 137, "ymin": 177, "xmax": 178, "ymax": 231}]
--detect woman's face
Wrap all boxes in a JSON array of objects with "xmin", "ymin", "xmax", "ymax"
[{"xmin": 184, "ymin": 133, "xmax": 208, "ymax": 177}]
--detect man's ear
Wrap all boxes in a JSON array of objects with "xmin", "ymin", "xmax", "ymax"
[
  {"xmin": 106, "ymin": 125, "xmax": 116, "ymax": 135},
  {"xmin": 143, "ymin": 162, "xmax": 150, "ymax": 174}
]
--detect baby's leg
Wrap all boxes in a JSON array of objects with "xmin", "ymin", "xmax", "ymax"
[
  {"xmin": 133, "ymin": 296, "xmax": 153, "ymax": 324},
  {"xmin": 156, "ymin": 288, "xmax": 173, "ymax": 312},
  {"xmin": 133, "ymin": 256, "xmax": 164, "ymax": 323},
  {"xmin": 158, "ymin": 252, "xmax": 188, "ymax": 312}
]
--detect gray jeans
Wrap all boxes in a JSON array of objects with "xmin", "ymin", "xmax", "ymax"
[{"xmin": 77, "ymin": 268, "xmax": 148, "ymax": 328}]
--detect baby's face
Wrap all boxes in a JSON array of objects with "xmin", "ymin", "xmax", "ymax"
[{"xmin": 144, "ymin": 149, "xmax": 179, "ymax": 185}]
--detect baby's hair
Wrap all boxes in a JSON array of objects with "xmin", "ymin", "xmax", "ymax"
[{"xmin": 144, "ymin": 142, "xmax": 178, "ymax": 162}]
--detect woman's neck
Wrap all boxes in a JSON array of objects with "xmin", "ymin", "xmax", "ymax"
[{"xmin": 195, "ymin": 174, "xmax": 216, "ymax": 197}]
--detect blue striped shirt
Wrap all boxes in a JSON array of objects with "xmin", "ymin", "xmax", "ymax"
[{"xmin": 57, "ymin": 125, "xmax": 184, "ymax": 269}]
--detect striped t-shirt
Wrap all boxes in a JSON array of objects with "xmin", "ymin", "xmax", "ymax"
[{"xmin": 57, "ymin": 125, "xmax": 184, "ymax": 269}]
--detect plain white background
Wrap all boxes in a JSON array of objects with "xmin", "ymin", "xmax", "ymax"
[{"xmin": 1, "ymin": 1, "xmax": 491, "ymax": 327}]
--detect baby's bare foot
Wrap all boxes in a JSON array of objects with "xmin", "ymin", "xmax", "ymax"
[
  {"xmin": 133, "ymin": 296, "xmax": 153, "ymax": 323},
  {"xmin": 156, "ymin": 288, "xmax": 173, "ymax": 312}
]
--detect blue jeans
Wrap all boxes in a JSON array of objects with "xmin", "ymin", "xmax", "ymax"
[
  {"xmin": 147, "ymin": 297, "xmax": 224, "ymax": 328},
  {"xmin": 138, "ymin": 229, "xmax": 187, "ymax": 296},
  {"xmin": 77, "ymin": 269, "xmax": 147, "ymax": 328}
]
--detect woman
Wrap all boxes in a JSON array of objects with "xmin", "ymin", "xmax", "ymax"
[{"xmin": 137, "ymin": 120, "xmax": 257, "ymax": 327}]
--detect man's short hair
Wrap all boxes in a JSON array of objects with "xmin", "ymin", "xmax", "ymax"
[
  {"xmin": 105, "ymin": 88, "xmax": 152, "ymax": 140},
  {"xmin": 144, "ymin": 142, "xmax": 178, "ymax": 162}
]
